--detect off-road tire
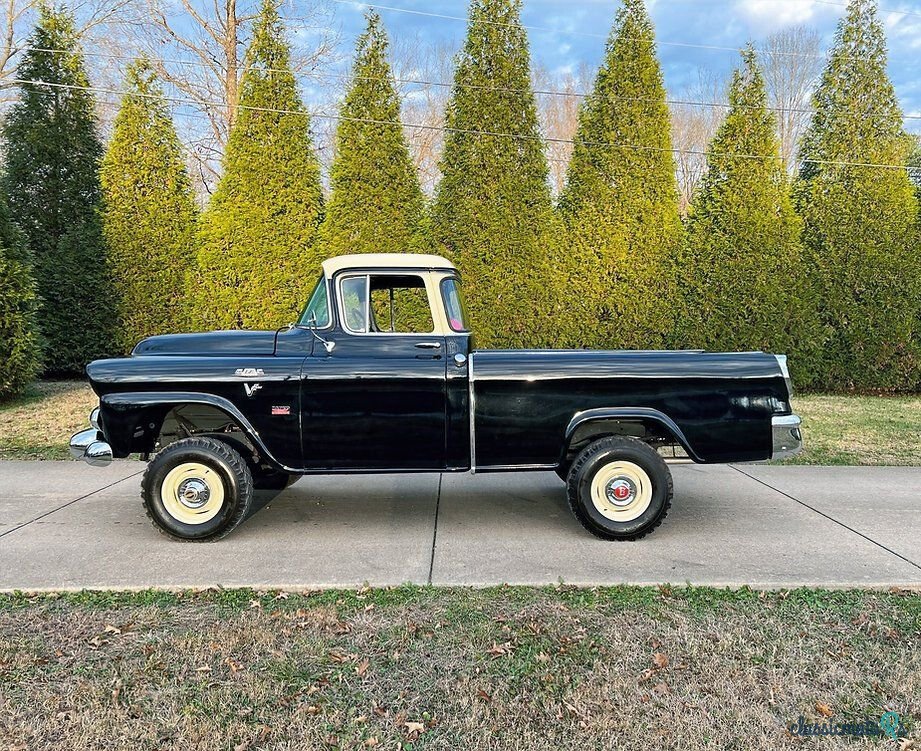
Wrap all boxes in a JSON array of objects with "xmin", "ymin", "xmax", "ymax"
[
  {"xmin": 141, "ymin": 436, "xmax": 254, "ymax": 542},
  {"xmin": 566, "ymin": 436, "xmax": 672, "ymax": 541}
]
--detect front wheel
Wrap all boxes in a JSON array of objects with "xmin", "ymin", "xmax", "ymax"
[
  {"xmin": 141, "ymin": 436, "xmax": 254, "ymax": 541},
  {"xmin": 566, "ymin": 436, "xmax": 672, "ymax": 541}
]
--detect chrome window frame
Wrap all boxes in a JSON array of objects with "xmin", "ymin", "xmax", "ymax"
[{"xmin": 335, "ymin": 270, "xmax": 438, "ymax": 336}]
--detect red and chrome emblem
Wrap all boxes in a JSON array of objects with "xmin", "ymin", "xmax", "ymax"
[{"xmin": 606, "ymin": 477, "xmax": 636, "ymax": 506}]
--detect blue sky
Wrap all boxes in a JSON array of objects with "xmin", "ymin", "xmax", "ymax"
[{"xmin": 321, "ymin": 0, "xmax": 921, "ymax": 133}]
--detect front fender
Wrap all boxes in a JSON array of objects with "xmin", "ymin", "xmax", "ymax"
[
  {"xmin": 564, "ymin": 407, "xmax": 703, "ymax": 463},
  {"xmin": 99, "ymin": 391, "xmax": 289, "ymax": 470}
]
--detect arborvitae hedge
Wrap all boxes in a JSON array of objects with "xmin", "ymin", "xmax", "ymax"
[
  {"xmin": 188, "ymin": 0, "xmax": 324, "ymax": 330},
  {"xmin": 101, "ymin": 60, "xmax": 198, "ymax": 352},
  {"xmin": 319, "ymin": 11, "xmax": 425, "ymax": 256},
  {"xmin": 679, "ymin": 48, "xmax": 819, "ymax": 383},
  {"xmin": 556, "ymin": 0, "xmax": 681, "ymax": 350},
  {"xmin": 430, "ymin": 0, "xmax": 558, "ymax": 348},
  {"xmin": 0, "ymin": 190, "xmax": 41, "ymax": 400},
  {"xmin": 2, "ymin": 6, "xmax": 109, "ymax": 373},
  {"xmin": 796, "ymin": 0, "xmax": 920, "ymax": 391}
]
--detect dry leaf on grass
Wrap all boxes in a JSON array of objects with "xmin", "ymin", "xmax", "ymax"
[
  {"xmin": 403, "ymin": 721, "xmax": 425, "ymax": 736},
  {"xmin": 815, "ymin": 702, "xmax": 833, "ymax": 718},
  {"xmin": 652, "ymin": 653, "xmax": 669, "ymax": 669},
  {"xmin": 356, "ymin": 659, "xmax": 370, "ymax": 677},
  {"xmin": 486, "ymin": 642, "xmax": 512, "ymax": 658},
  {"xmin": 476, "ymin": 689, "xmax": 492, "ymax": 702}
]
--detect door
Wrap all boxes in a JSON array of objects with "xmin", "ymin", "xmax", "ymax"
[{"xmin": 300, "ymin": 272, "xmax": 448, "ymax": 470}]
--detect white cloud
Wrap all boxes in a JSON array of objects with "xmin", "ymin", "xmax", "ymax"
[{"xmin": 733, "ymin": 0, "xmax": 820, "ymax": 31}]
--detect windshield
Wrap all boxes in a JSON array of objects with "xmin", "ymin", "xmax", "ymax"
[
  {"xmin": 297, "ymin": 276, "xmax": 331, "ymax": 327},
  {"xmin": 441, "ymin": 277, "xmax": 468, "ymax": 332}
]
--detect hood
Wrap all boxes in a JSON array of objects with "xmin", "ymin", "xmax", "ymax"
[{"xmin": 132, "ymin": 330, "xmax": 277, "ymax": 357}]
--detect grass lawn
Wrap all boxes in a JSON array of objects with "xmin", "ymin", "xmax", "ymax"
[
  {"xmin": 0, "ymin": 381, "xmax": 97, "ymax": 460},
  {"xmin": 1, "ymin": 586, "xmax": 918, "ymax": 749},
  {"xmin": 0, "ymin": 381, "xmax": 918, "ymax": 465}
]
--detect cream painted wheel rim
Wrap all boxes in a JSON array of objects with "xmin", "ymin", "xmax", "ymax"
[
  {"xmin": 160, "ymin": 462, "xmax": 225, "ymax": 525},
  {"xmin": 589, "ymin": 460, "xmax": 653, "ymax": 522}
]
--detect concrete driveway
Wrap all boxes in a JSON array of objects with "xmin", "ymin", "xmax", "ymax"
[{"xmin": 0, "ymin": 461, "xmax": 919, "ymax": 590}]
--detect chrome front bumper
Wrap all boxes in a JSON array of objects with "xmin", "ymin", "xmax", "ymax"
[
  {"xmin": 70, "ymin": 408, "xmax": 113, "ymax": 466},
  {"xmin": 771, "ymin": 414, "xmax": 803, "ymax": 459}
]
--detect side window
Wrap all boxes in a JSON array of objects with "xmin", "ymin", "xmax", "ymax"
[
  {"xmin": 370, "ymin": 275, "xmax": 434, "ymax": 333},
  {"xmin": 339, "ymin": 274, "xmax": 434, "ymax": 334},
  {"xmin": 441, "ymin": 277, "xmax": 468, "ymax": 332}
]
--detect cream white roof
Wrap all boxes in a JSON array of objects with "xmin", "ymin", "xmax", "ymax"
[{"xmin": 321, "ymin": 253, "xmax": 456, "ymax": 276}]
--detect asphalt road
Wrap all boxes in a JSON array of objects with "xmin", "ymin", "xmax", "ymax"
[{"xmin": 1, "ymin": 461, "xmax": 919, "ymax": 591}]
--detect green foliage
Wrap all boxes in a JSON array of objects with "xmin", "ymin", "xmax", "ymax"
[
  {"xmin": 101, "ymin": 60, "xmax": 198, "ymax": 352},
  {"xmin": 1, "ymin": 6, "xmax": 109, "ymax": 373},
  {"xmin": 188, "ymin": 0, "xmax": 324, "ymax": 330},
  {"xmin": 908, "ymin": 134, "xmax": 921, "ymax": 200},
  {"xmin": 320, "ymin": 12, "xmax": 425, "ymax": 256},
  {"xmin": 556, "ymin": 0, "xmax": 682, "ymax": 350},
  {"xmin": 679, "ymin": 48, "xmax": 819, "ymax": 382},
  {"xmin": 430, "ymin": 0, "xmax": 558, "ymax": 348},
  {"xmin": 796, "ymin": 0, "xmax": 920, "ymax": 391},
  {"xmin": 0, "ymin": 191, "xmax": 41, "ymax": 399}
]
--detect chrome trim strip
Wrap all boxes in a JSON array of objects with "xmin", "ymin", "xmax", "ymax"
[
  {"xmin": 471, "ymin": 373, "xmax": 772, "ymax": 381},
  {"xmin": 475, "ymin": 463, "xmax": 558, "ymax": 471},
  {"xmin": 771, "ymin": 414, "xmax": 803, "ymax": 459},
  {"xmin": 469, "ymin": 351, "xmax": 476, "ymax": 473}
]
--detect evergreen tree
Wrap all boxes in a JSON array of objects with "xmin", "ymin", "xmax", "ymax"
[
  {"xmin": 2, "ymin": 6, "xmax": 109, "ymax": 373},
  {"xmin": 556, "ymin": 0, "xmax": 682, "ymax": 350},
  {"xmin": 320, "ymin": 11, "xmax": 425, "ymax": 256},
  {"xmin": 680, "ymin": 48, "xmax": 817, "ymax": 379},
  {"xmin": 0, "ymin": 190, "xmax": 41, "ymax": 399},
  {"xmin": 796, "ymin": 0, "xmax": 920, "ymax": 391},
  {"xmin": 430, "ymin": 0, "xmax": 558, "ymax": 348},
  {"xmin": 101, "ymin": 60, "xmax": 198, "ymax": 352},
  {"xmin": 188, "ymin": 0, "xmax": 324, "ymax": 330}
]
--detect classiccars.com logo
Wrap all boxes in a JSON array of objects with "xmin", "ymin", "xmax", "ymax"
[{"xmin": 788, "ymin": 711, "xmax": 905, "ymax": 739}]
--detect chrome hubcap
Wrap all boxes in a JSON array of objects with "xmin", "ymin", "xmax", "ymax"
[
  {"xmin": 605, "ymin": 476, "xmax": 637, "ymax": 507},
  {"xmin": 177, "ymin": 478, "xmax": 211, "ymax": 509}
]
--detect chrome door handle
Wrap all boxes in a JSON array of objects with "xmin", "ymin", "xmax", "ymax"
[{"xmin": 414, "ymin": 341, "xmax": 442, "ymax": 349}]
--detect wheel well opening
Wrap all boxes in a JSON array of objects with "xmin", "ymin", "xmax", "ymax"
[
  {"xmin": 156, "ymin": 404, "xmax": 257, "ymax": 461},
  {"xmin": 563, "ymin": 419, "xmax": 687, "ymax": 468}
]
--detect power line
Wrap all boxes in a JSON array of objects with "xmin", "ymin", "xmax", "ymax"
[
  {"xmin": 16, "ymin": 45, "xmax": 921, "ymax": 122},
  {"xmin": 11, "ymin": 76, "xmax": 916, "ymax": 172},
  {"xmin": 326, "ymin": 0, "xmax": 901, "ymax": 62}
]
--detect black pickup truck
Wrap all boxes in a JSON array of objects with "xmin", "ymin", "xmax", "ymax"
[{"xmin": 71, "ymin": 253, "xmax": 802, "ymax": 542}]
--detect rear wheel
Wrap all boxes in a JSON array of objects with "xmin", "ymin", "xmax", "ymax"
[
  {"xmin": 141, "ymin": 436, "xmax": 253, "ymax": 541},
  {"xmin": 566, "ymin": 436, "xmax": 672, "ymax": 541}
]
